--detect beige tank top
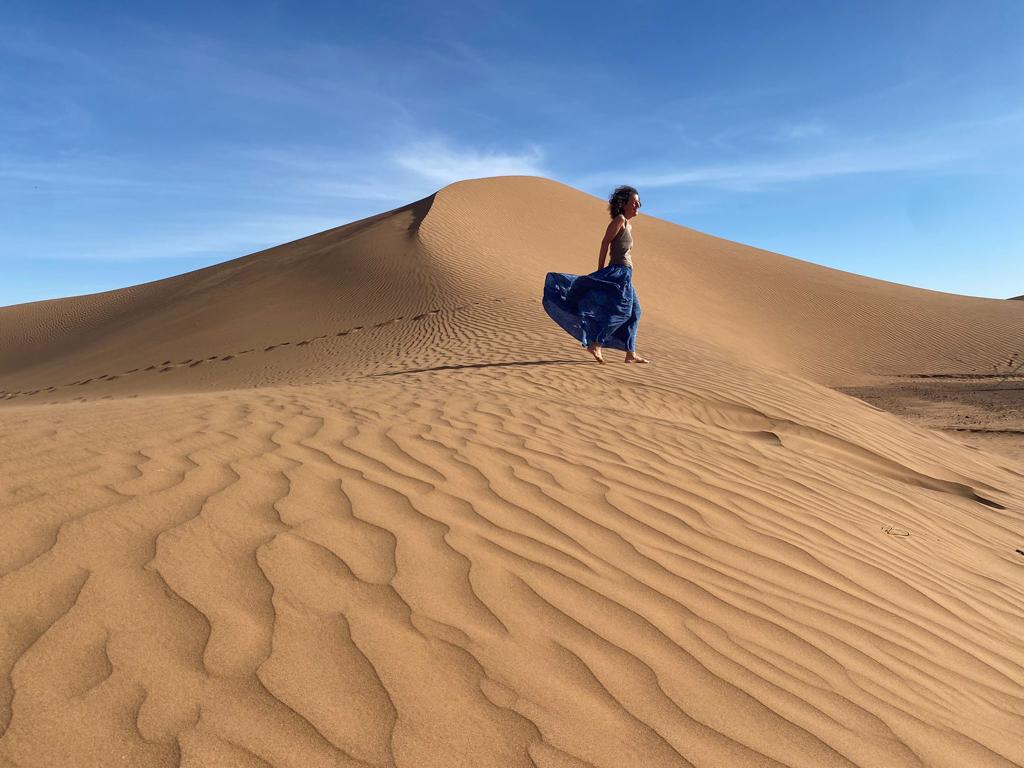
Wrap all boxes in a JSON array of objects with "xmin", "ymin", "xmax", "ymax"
[{"xmin": 609, "ymin": 222, "xmax": 633, "ymax": 267}]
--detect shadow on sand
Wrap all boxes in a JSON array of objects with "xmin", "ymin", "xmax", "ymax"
[{"xmin": 370, "ymin": 359, "xmax": 592, "ymax": 377}]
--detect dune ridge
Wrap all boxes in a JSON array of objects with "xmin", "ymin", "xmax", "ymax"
[
  {"xmin": 3, "ymin": 177, "xmax": 1023, "ymax": 401},
  {"xmin": 1, "ymin": 177, "xmax": 1022, "ymax": 766}
]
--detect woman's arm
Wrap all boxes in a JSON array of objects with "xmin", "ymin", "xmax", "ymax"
[{"xmin": 597, "ymin": 216, "xmax": 625, "ymax": 270}]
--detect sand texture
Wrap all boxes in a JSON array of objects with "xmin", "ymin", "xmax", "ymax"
[{"xmin": 1, "ymin": 177, "xmax": 1022, "ymax": 767}]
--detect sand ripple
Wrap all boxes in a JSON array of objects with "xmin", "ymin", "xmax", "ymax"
[{"xmin": 1, "ymin": 359, "xmax": 1021, "ymax": 767}]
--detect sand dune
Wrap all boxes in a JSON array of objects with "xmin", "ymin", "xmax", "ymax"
[
  {"xmin": 1, "ymin": 177, "xmax": 1022, "ymax": 767},
  {"xmin": 4, "ymin": 177, "xmax": 1022, "ymax": 401}
]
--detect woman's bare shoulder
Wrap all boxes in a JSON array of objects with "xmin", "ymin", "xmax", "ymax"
[{"xmin": 603, "ymin": 215, "xmax": 626, "ymax": 240}]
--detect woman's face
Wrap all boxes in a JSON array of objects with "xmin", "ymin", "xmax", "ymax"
[{"xmin": 624, "ymin": 193, "xmax": 642, "ymax": 218}]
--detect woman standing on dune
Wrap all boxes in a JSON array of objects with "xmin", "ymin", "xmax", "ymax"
[{"xmin": 542, "ymin": 185, "xmax": 650, "ymax": 364}]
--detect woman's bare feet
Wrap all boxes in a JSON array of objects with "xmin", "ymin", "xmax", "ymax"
[
  {"xmin": 625, "ymin": 353, "xmax": 650, "ymax": 364},
  {"xmin": 587, "ymin": 343, "xmax": 605, "ymax": 364}
]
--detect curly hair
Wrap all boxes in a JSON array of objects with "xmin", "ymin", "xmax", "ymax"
[{"xmin": 608, "ymin": 185, "xmax": 639, "ymax": 218}]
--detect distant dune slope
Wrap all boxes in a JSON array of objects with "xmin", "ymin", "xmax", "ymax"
[
  {"xmin": 0, "ymin": 197, "xmax": 442, "ymax": 396},
  {"xmin": 2, "ymin": 177, "xmax": 1022, "ymax": 403},
  {"xmin": 419, "ymin": 178, "xmax": 1024, "ymax": 385}
]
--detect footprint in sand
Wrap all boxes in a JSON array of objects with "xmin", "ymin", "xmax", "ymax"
[
  {"xmin": 882, "ymin": 525, "xmax": 910, "ymax": 537},
  {"xmin": 3, "ymin": 307, "xmax": 460, "ymax": 400}
]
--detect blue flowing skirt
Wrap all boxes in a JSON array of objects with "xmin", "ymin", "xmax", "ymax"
[{"xmin": 542, "ymin": 264, "xmax": 641, "ymax": 352}]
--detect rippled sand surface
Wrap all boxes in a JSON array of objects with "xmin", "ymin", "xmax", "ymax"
[{"xmin": 1, "ymin": 177, "xmax": 1022, "ymax": 767}]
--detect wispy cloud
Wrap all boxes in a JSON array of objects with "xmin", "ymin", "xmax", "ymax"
[
  {"xmin": 393, "ymin": 139, "xmax": 548, "ymax": 184},
  {"xmin": 240, "ymin": 136, "xmax": 551, "ymax": 203},
  {"xmin": 625, "ymin": 106, "xmax": 1024, "ymax": 192},
  {"xmin": 580, "ymin": 134, "xmax": 963, "ymax": 193},
  {"xmin": 0, "ymin": 23, "xmax": 111, "ymax": 75},
  {"xmin": 0, "ymin": 134, "xmax": 551, "ymax": 269},
  {"xmin": 7, "ymin": 213, "xmax": 346, "ymax": 263},
  {"xmin": 240, "ymin": 147, "xmax": 420, "ymax": 202},
  {"xmin": 636, "ymin": 149, "xmax": 953, "ymax": 191},
  {"xmin": 776, "ymin": 119, "xmax": 828, "ymax": 141},
  {"xmin": 0, "ymin": 154, "xmax": 163, "ymax": 188}
]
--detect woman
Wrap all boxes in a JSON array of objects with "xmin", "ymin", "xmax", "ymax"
[{"xmin": 542, "ymin": 185, "xmax": 650, "ymax": 364}]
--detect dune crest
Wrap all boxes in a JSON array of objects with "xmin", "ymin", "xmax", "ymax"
[{"xmin": 1, "ymin": 177, "xmax": 1022, "ymax": 767}]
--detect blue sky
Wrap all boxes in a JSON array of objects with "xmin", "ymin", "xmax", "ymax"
[{"xmin": 3, "ymin": 1, "xmax": 1023, "ymax": 306}]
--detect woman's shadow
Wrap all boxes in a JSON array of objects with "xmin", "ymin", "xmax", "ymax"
[{"xmin": 371, "ymin": 359, "xmax": 592, "ymax": 377}]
